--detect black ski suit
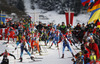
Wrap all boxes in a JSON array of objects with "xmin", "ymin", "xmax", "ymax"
[{"xmin": 0, "ymin": 52, "xmax": 16, "ymax": 64}]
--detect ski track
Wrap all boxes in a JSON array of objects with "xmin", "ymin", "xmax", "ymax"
[{"xmin": 0, "ymin": 40, "xmax": 80, "ymax": 64}]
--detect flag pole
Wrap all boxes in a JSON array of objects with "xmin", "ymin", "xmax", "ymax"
[
  {"xmin": 69, "ymin": 7, "xmax": 70, "ymax": 25},
  {"xmin": 68, "ymin": 0, "xmax": 70, "ymax": 25},
  {"xmin": 0, "ymin": 10, "xmax": 2, "ymax": 25}
]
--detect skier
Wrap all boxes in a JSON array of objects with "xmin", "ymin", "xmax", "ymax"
[
  {"xmin": 66, "ymin": 29, "xmax": 80, "ymax": 49},
  {"xmin": 59, "ymin": 22, "xmax": 66, "ymax": 34},
  {"xmin": 0, "ymin": 50, "xmax": 16, "ymax": 64},
  {"xmin": 40, "ymin": 27, "xmax": 47, "ymax": 46},
  {"xmin": 47, "ymin": 27, "xmax": 56, "ymax": 44},
  {"xmin": 7, "ymin": 27, "xmax": 16, "ymax": 43},
  {"xmin": 31, "ymin": 30, "xmax": 41, "ymax": 55},
  {"xmin": 49, "ymin": 29, "xmax": 61, "ymax": 48},
  {"xmin": 15, "ymin": 36, "xmax": 34, "ymax": 62},
  {"xmin": 61, "ymin": 35, "xmax": 74, "ymax": 58},
  {"xmin": 36, "ymin": 21, "xmax": 43, "ymax": 34}
]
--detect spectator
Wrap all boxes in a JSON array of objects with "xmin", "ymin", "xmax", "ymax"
[{"xmin": 89, "ymin": 39, "xmax": 99, "ymax": 59}]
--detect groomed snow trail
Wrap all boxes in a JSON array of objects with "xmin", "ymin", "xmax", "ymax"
[{"xmin": 0, "ymin": 40, "xmax": 81, "ymax": 64}]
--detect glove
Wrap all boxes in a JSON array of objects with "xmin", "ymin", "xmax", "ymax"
[
  {"xmin": 29, "ymin": 47, "xmax": 31, "ymax": 51},
  {"xmin": 14, "ymin": 57, "xmax": 16, "ymax": 59},
  {"xmin": 15, "ymin": 47, "xmax": 17, "ymax": 50},
  {"xmin": 29, "ymin": 47, "xmax": 31, "ymax": 50},
  {"xmin": 71, "ymin": 44, "xmax": 72, "ymax": 46}
]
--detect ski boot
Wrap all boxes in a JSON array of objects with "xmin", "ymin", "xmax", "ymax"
[
  {"xmin": 70, "ymin": 44, "xmax": 73, "ymax": 46},
  {"xmin": 61, "ymin": 54, "xmax": 64, "ymax": 58},
  {"xmin": 49, "ymin": 44, "xmax": 53, "ymax": 48},
  {"xmin": 45, "ymin": 42, "xmax": 47, "ymax": 46},
  {"xmin": 76, "ymin": 46, "xmax": 80, "ymax": 50},
  {"xmin": 39, "ymin": 52, "xmax": 42, "ymax": 56},
  {"xmin": 56, "ymin": 45, "xmax": 58, "ymax": 47},
  {"xmin": 71, "ymin": 53, "xmax": 74, "ymax": 57},
  {"xmin": 31, "ymin": 51, "xmax": 33, "ymax": 54},
  {"xmin": 31, "ymin": 56, "xmax": 35, "ymax": 61},
  {"xmin": 49, "ymin": 46, "xmax": 51, "ymax": 48},
  {"xmin": 20, "ymin": 57, "xmax": 23, "ymax": 62}
]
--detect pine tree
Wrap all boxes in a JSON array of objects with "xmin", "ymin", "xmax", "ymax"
[
  {"xmin": 71, "ymin": 0, "xmax": 82, "ymax": 16},
  {"xmin": 16, "ymin": 0, "xmax": 25, "ymax": 11},
  {"xmin": 55, "ymin": 0, "xmax": 68, "ymax": 14},
  {"xmin": 38, "ymin": 0, "xmax": 55, "ymax": 11}
]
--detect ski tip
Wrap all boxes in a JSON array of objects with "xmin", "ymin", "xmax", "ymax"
[{"xmin": 33, "ymin": 59, "xmax": 35, "ymax": 61}]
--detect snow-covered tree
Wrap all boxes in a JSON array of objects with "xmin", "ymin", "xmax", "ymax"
[
  {"xmin": 16, "ymin": 0, "xmax": 25, "ymax": 11},
  {"xmin": 37, "ymin": 0, "xmax": 55, "ymax": 11}
]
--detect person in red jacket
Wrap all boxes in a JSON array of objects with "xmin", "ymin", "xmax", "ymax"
[
  {"xmin": 89, "ymin": 39, "xmax": 100, "ymax": 59},
  {"xmin": 7, "ymin": 27, "xmax": 16, "ymax": 43}
]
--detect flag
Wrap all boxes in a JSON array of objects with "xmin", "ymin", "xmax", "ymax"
[
  {"xmin": 88, "ymin": 0, "xmax": 95, "ymax": 5},
  {"xmin": 89, "ymin": 8, "xmax": 100, "ymax": 19},
  {"xmin": 88, "ymin": 9, "xmax": 100, "ymax": 24},
  {"xmin": 87, "ymin": 0, "xmax": 100, "ymax": 12},
  {"xmin": 65, "ymin": 12, "xmax": 74, "ymax": 26},
  {"xmin": 65, "ymin": 12, "xmax": 69, "ymax": 25},
  {"xmin": 70, "ymin": 12, "xmax": 74, "ymax": 26},
  {"xmin": 0, "ymin": 14, "xmax": 6, "ymax": 24},
  {"xmin": 90, "ymin": 0, "xmax": 95, "ymax": 3},
  {"xmin": 94, "ymin": 19, "xmax": 97, "ymax": 23},
  {"xmin": 81, "ymin": 0, "xmax": 90, "ymax": 6}
]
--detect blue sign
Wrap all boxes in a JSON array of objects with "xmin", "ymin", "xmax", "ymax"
[{"xmin": 0, "ymin": 14, "xmax": 6, "ymax": 23}]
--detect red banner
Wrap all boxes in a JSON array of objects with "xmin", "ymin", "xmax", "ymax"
[
  {"xmin": 70, "ymin": 12, "xmax": 74, "ymax": 26},
  {"xmin": 65, "ymin": 12, "xmax": 74, "ymax": 26},
  {"xmin": 65, "ymin": 12, "xmax": 69, "ymax": 25}
]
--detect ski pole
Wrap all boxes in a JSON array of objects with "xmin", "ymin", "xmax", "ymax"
[
  {"xmin": 70, "ymin": 44, "xmax": 77, "ymax": 53},
  {"xmin": 42, "ymin": 46, "xmax": 47, "ymax": 53},
  {"xmin": 57, "ymin": 34, "xmax": 60, "ymax": 58},
  {"xmin": 14, "ymin": 59, "xmax": 16, "ymax": 64},
  {"xmin": 40, "ymin": 41, "xmax": 47, "ymax": 53},
  {"xmin": 12, "ymin": 47, "xmax": 17, "ymax": 53},
  {"xmin": 17, "ymin": 48, "xmax": 18, "ymax": 58},
  {"xmin": 57, "ymin": 46, "xmax": 60, "ymax": 58},
  {"xmin": 66, "ymin": 38, "xmax": 77, "ymax": 54}
]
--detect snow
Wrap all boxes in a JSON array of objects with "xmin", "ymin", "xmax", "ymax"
[
  {"xmin": 23, "ymin": 0, "xmax": 90, "ymax": 26},
  {"xmin": 0, "ymin": 40, "xmax": 80, "ymax": 64}
]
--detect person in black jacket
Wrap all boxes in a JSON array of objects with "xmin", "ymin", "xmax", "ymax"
[
  {"xmin": 36, "ymin": 21, "xmax": 43, "ymax": 34},
  {"xmin": 43, "ymin": 23, "xmax": 48, "ymax": 29},
  {"xmin": 12, "ymin": 22, "xmax": 18, "ymax": 29},
  {"xmin": 0, "ymin": 50, "xmax": 16, "ymax": 64}
]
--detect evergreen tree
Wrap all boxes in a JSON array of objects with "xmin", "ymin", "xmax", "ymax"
[
  {"xmin": 16, "ymin": 0, "xmax": 25, "ymax": 11},
  {"xmin": 38, "ymin": 0, "xmax": 55, "ymax": 11}
]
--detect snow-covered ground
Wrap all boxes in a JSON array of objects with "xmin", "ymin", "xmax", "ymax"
[{"xmin": 0, "ymin": 40, "xmax": 80, "ymax": 64}]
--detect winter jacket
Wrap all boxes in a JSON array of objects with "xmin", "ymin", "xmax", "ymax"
[
  {"xmin": 89, "ymin": 43, "xmax": 100, "ymax": 59},
  {"xmin": 60, "ymin": 25, "xmax": 66, "ymax": 34}
]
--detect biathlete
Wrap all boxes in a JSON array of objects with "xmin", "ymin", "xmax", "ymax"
[
  {"xmin": 15, "ymin": 36, "xmax": 34, "ymax": 62},
  {"xmin": 0, "ymin": 50, "xmax": 16, "ymax": 64},
  {"xmin": 30, "ymin": 30, "xmax": 41, "ymax": 55}
]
